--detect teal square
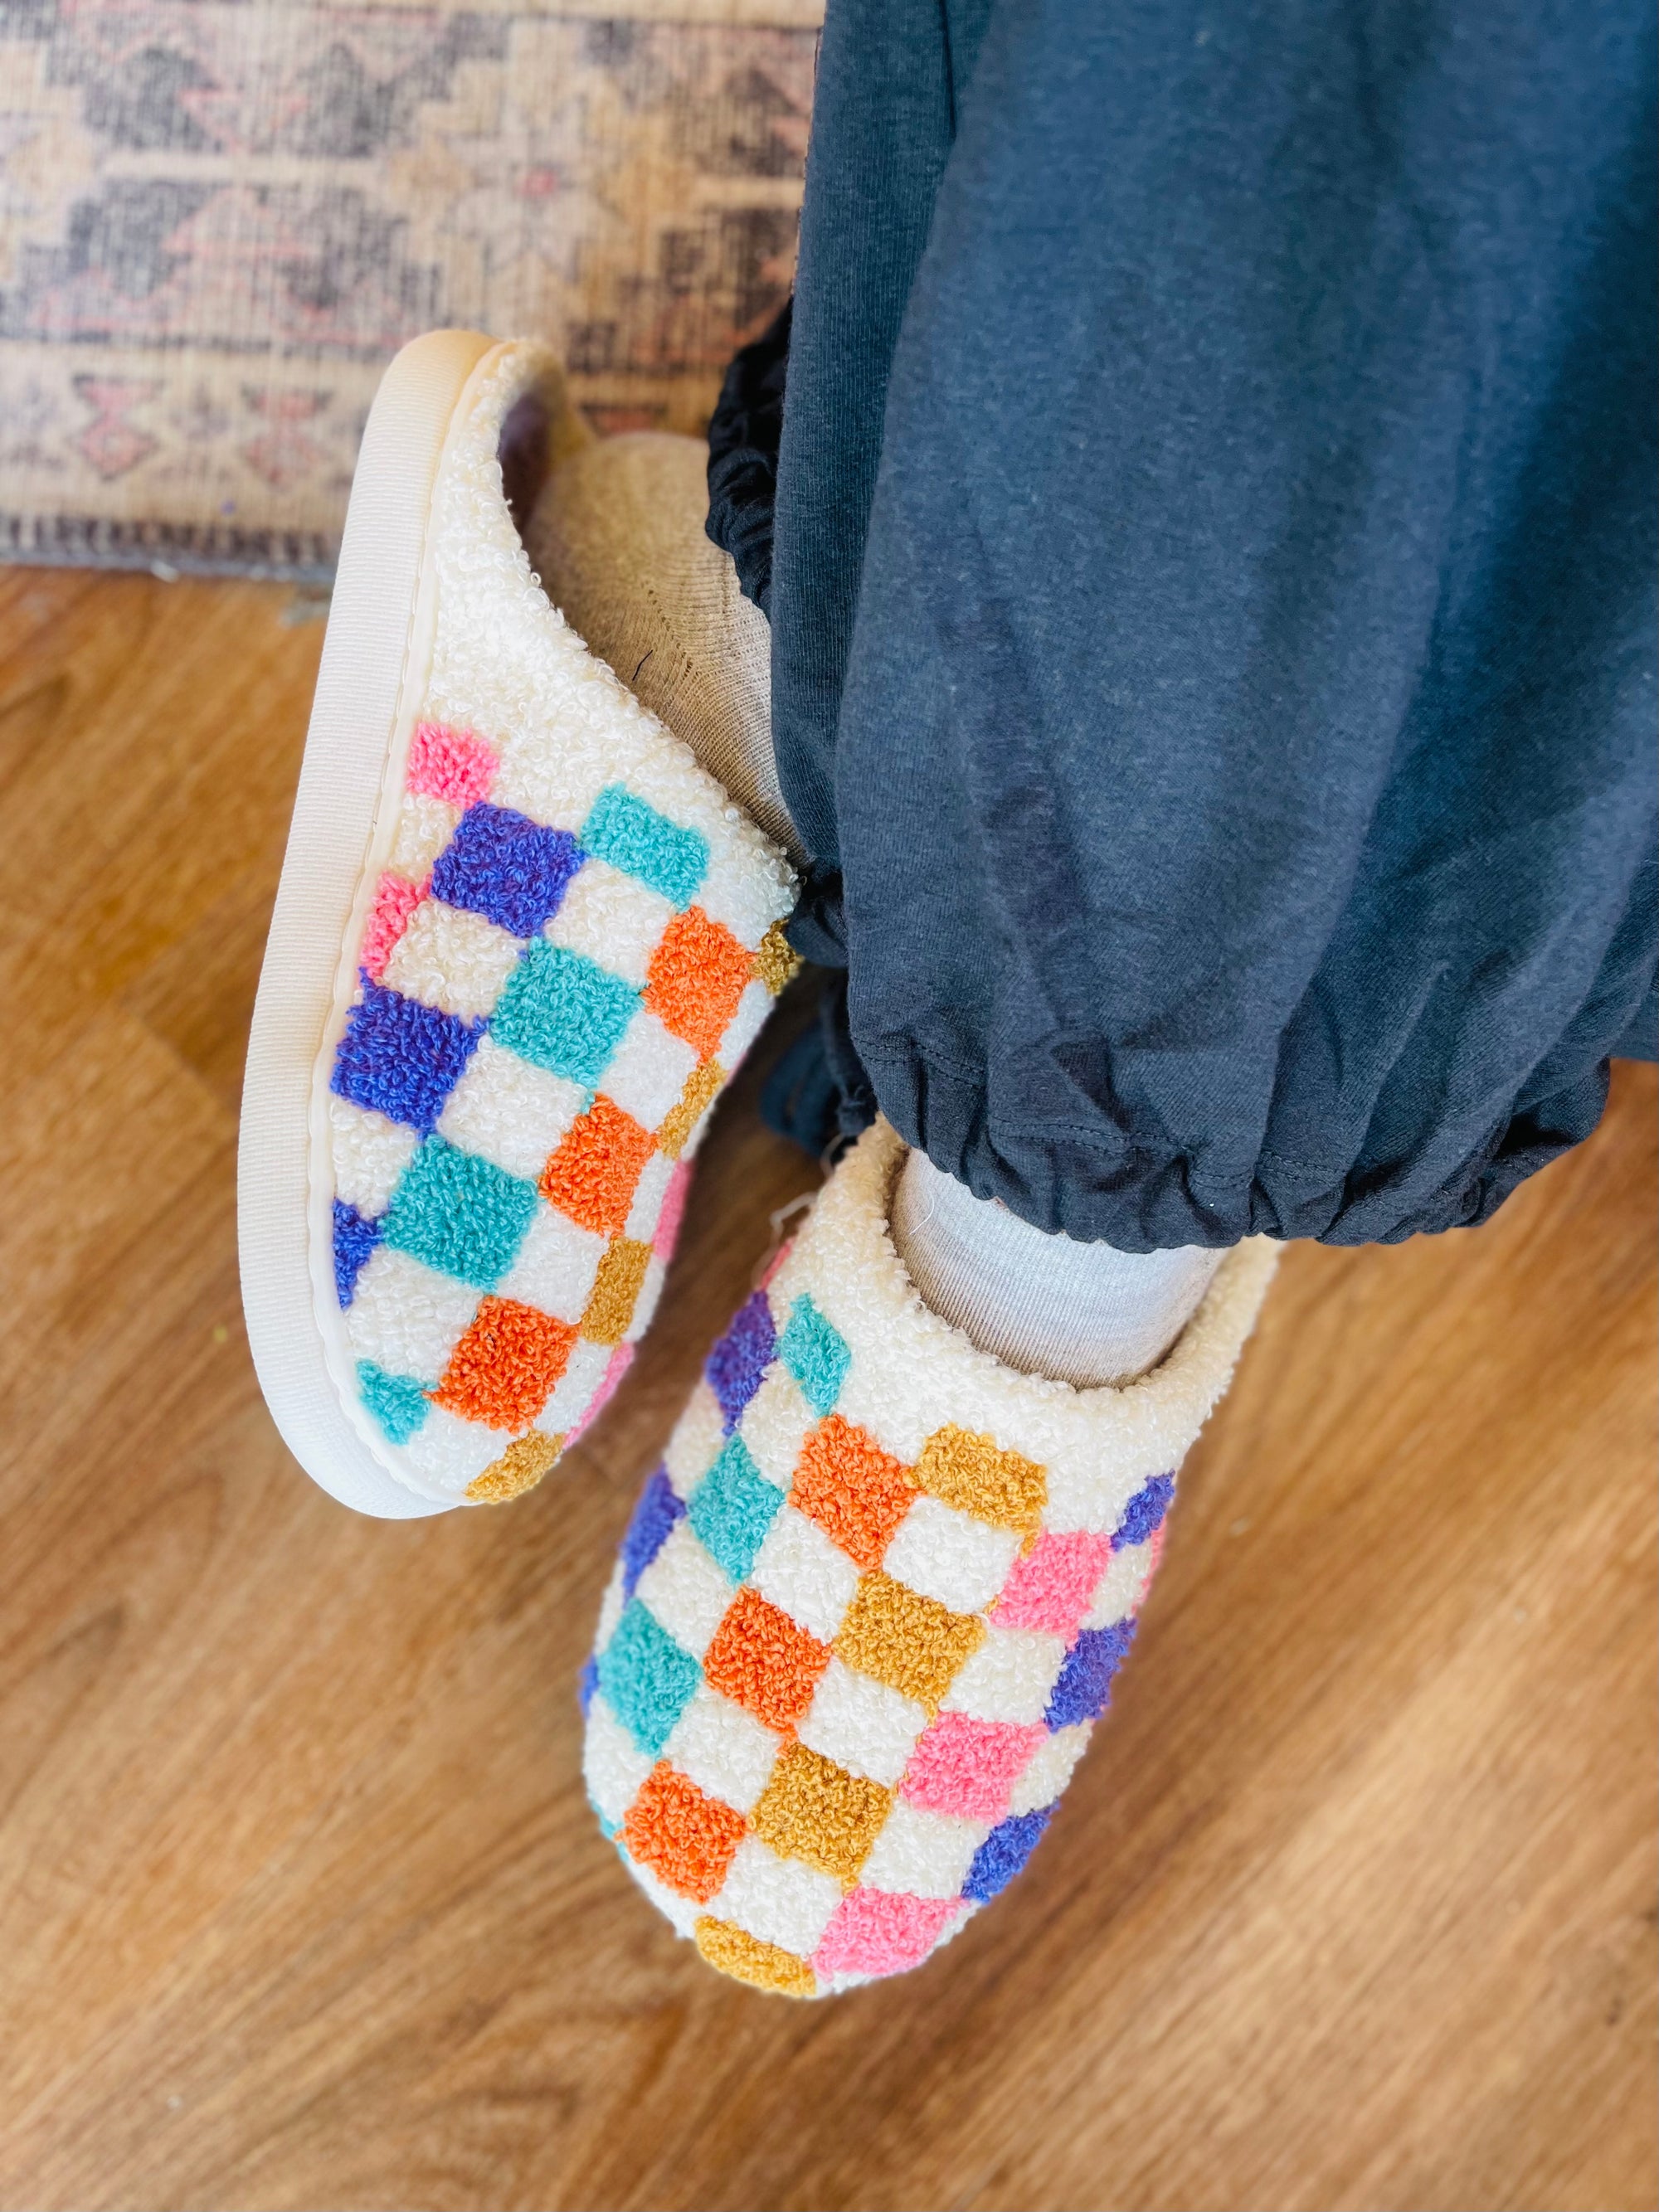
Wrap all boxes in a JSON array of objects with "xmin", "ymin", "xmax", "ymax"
[
  {"xmin": 379, "ymin": 1135, "xmax": 538, "ymax": 1288},
  {"xmin": 581, "ymin": 783, "xmax": 709, "ymax": 909},
  {"xmin": 357, "ymin": 1360, "xmax": 430, "ymax": 1444},
  {"xmin": 777, "ymin": 1295, "xmax": 851, "ymax": 1416},
  {"xmin": 489, "ymin": 939, "xmax": 637, "ymax": 1087},
  {"xmin": 596, "ymin": 1600, "xmax": 702, "ymax": 1756},
  {"xmin": 688, "ymin": 1435, "xmax": 784, "ymax": 1584}
]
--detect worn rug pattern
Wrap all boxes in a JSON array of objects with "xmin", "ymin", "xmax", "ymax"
[{"xmin": 0, "ymin": 0, "xmax": 817, "ymax": 576}]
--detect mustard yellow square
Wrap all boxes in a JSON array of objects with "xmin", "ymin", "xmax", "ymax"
[
  {"xmin": 914, "ymin": 1424, "xmax": 1047, "ymax": 1533},
  {"xmin": 834, "ymin": 1570, "xmax": 986, "ymax": 1712},
  {"xmin": 750, "ymin": 1740, "xmax": 893, "ymax": 1887}
]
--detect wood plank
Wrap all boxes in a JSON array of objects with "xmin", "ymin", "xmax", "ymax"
[{"xmin": 0, "ymin": 566, "xmax": 1652, "ymax": 2212}]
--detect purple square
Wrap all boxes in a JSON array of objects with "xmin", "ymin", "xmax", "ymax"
[
  {"xmin": 1113, "ymin": 1472, "xmax": 1174, "ymax": 1548},
  {"xmin": 620, "ymin": 1468, "xmax": 686, "ymax": 1601},
  {"xmin": 330, "ymin": 980, "xmax": 483, "ymax": 1134},
  {"xmin": 430, "ymin": 803, "xmax": 584, "ymax": 938},
  {"xmin": 1044, "ymin": 1617, "xmax": 1138, "ymax": 1729},
  {"xmin": 962, "ymin": 1804, "xmax": 1055, "ymax": 1903},
  {"xmin": 704, "ymin": 1291, "xmax": 776, "ymax": 1432}
]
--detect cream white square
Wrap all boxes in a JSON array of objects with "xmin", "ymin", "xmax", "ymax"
[
  {"xmin": 883, "ymin": 1495, "xmax": 1022, "ymax": 1615},
  {"xmin": 330, "ymin": 1096, "xmax": 417, "ymax": 1218},
  {"xmin": 389, "ymin": 791, "xmax": 460, "ymax": 880},
  {"xmin": 436, "ymin": 1036, "xmax": 586, "ymax": 1179},
  {"xmin": 663, "ymin": 1685, "xmax": 781, "ymax": 1814},
  {"xmin": 536, "ymin": 1334, "xmax": 613, "ymax": 1438},
  {"xmin": 1008, "ymin": 1722, "xmax": 1091, "ymax": 1815},
  {"xmin": 497, "ymin": 1199, "xmax": 606, "ymax": 1325},
  {"xmin": 710, "ymin": 1838, "xmax": 842, "ymax": 1957},
  {"xmin": 382, "ymin": 897, "xmax": 523, "ymax": 1020},
  {"xmin": 620, "ymin": 1847, "xmax": 703, "ymax": 1939},
  {"xmin": 696, "ymin": 840, "xmax": 792, "ymax": 951},
  {"xmin": 748, "ymin": 1505, "xmax": 860, "ymax": 1644},
  {"xmin": 542, "ymin": 856, "xmax": 675, "ymax": 987},
  {"xmin": 599, "ymin": 1009, "xmax": 699, "ymax": 1132},
  {"xmin": 595, "ymin": 1556, "xmax": 628, "ymax": 1654},
  {"xmin": 401, "ymin": 1404, "xmax": 504, "ymax": 1492},
  {"xmin": 663, "ymin": 1380, "xmax": 724, "ymax": 1498},
  {"xmin": 624, "ymin": 1149, "xmax": 676, "ymax": 1242},
  {"xmin": 488, "ymin": 719, "xmax": 617, "ymax": 839},
  {"xmin": 738, "ymin": 1365, "xmax": 815, "ymax": 1491},
  {"xmin": 1083, "ymin": 1538, "xmax": 1155, "ymax": 1628},
  {"xmin": 943, "ymin": 1626, "xmax": 1068, "ymax": 1726},
  {"xmin": 797, "ymin": 1657, "xmax": 927, "ymax": 1787},
  {"xmin": 716, "ymin": 978, "xmax": 773, "ymax": 1073},
  {"xmin": 346, "ymin": 1247, "xmax": 478, "ymax": 1382},
  {"xmin": 634, "ymin": 1523, "xmax": 732, "ymax": 1659},
  {"xmin": 584, "ymin": 1694, "xmax": 653, "ymax": 1829},
  {"xmin": 859, "ymin": 1799, "xmax": 986, "ymax": 1900}
]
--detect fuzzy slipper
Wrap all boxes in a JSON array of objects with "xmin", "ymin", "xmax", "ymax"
[
  {"xmin": 581, "ymin": 1119, "xmax": 1277, "ymax": 1995},
  {"xmin": 240, "ymin": 333, "xmax": 796, "ymax": 1519}
]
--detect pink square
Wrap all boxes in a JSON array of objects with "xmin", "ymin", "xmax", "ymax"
[
  {"xmin": 406, "ymin": 721, "xmax": 499, "ymax": 809},
  {"xmin": 812, "ymin": 1889, "xmax": 957, "ymax": 1980},
  {"xmin": 654, "ymin": 1158, "xmax": 694, "ymax": 1262},
  {"xmin": 360, "ymin": 873, "xmax": 424, "ymax": 980},
  {"xmin": 900, "ymin": 1713, "xmax": 1046, "ymax": 1821},
  {"xmin": 758, "ymin": 1238, "xmax": 793, "ymax": 1291},
  {"xmin": 568, "ymin": 1342, "xmax": 633, "ymax": 1444},
  {"xmin": 993, "ymin": 1531, "xmax": 1116, "ymax": 1636}
]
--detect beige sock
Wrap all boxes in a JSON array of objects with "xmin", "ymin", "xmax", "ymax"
[
  {"xmin": 890, "ymin": 1150, "xmax": 1223, "ymax": 1387},
  {"xmin": 525, "ymin": 431, "xmax": 802, "ymax": 863}
]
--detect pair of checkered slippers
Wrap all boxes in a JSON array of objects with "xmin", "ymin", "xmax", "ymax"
[{"xmin": 241, "ymin": 332, "xmax": 1276, "ymax": 1991}]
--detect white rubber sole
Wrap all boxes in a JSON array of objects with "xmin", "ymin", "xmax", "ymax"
[{"xmin": 239, "ymin": 328, "xmax": 505, "ymax": 1519}]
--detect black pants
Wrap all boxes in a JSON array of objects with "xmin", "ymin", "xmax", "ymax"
[{"xmin": 709, "ymin": 0, "xmax": 1657, "ymax": 1250}]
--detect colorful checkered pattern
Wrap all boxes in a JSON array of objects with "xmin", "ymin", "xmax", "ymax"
[
  {"xmin": 582, "ymin": 1262, "xmax": 1175, "ymax": 1996},
  {"xmin": 328, "ymin": 716, "xmax": 799, "ymax": 1504}
]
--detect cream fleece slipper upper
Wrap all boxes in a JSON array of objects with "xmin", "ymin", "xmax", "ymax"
[
  {"xmin": 581, "ymin": 1117, "xmax": 1278, "ymax": 1996},
  {"xmin": 239, "ymin": 333, "xmax": 796, "ymax": 1518}
]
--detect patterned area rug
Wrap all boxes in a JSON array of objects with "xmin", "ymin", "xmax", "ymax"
[{"xmin": 0, "ymin": 0, "xmax": 817, "ymax": 577}]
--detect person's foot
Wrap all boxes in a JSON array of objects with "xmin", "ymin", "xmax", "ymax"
[
  {"xmin": 240, "ymin": 333, "xmax": 797, "ymax": 1519},
  {"xmin": 581, "ymin": 1117, "xmax": 1277, "ymax": 1994}
]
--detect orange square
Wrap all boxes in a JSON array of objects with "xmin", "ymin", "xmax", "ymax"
[
  {"xmin": 644, "ymin": 905, "xmax": 753, "ymax": 1059},
  {"xmin": 791, "ymin": 1415, "xmax": 919, "ymax": 1572},
  {"xmin": 621, "ymin": 1762, "xmax": 747, "ymax": 1903},
  {"xmin": 431, "ymin": 1295, "xmax": 577, "ymax": 1431},
  {"xmin": 538, "ymin": 1094, "xmax": 656, "ymax": 1237},
  {"xmin": 703, "ymin": 1585, "xmax": 832, "ymax": 1734}
]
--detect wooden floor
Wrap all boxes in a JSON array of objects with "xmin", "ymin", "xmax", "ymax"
[{"xmin": 0, "ymin": 566, "xmax": 1653, "ymax": 2212}]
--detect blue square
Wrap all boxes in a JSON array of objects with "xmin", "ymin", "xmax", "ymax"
[
  {"xmin": 581, "ymin": 783, "xmax": 708, "ymax": 909},
  {"xmin": 1045, "ymin": 1618, "xmax": 1138, "ymax": 1729},
  {"xmin": 962, "ymin": 1805, "xmax": 1055, "ymax": 1903},
  {"xmin": 489, "ymin": 940, "xmax": 638, "ymax": 1087},
  {"xmin": 333, "ymin": 1198, "xmax": 381, "ymax": 1306},
  {"xmin": 620, "ymin": 1468, "xmax": 686, "ymax": 1601},
  {"xmin": 596, "ymin": 1600, "xmax": 702, "ymax": 1756},
  {"xmin": 330, "ymin": 980, "xmax": 484, "ymax": 1135},
  {"xmin": 357, "ymin": 1360, "xmax": 431, "ymax": 1446},
  {"xmin": 430, "ymin": 802, "xmax": 585, "ymax": 938},
  {"xmin": 688, "ymin": 1435, "xmax": 784, "ymax": 1583},
  {"xmin": 379, "ymin": 1135, "xmax": 538, "ymax": 1287},
  {"xmin": 777, "ymin": 1296, "xmax": 851, "ymax": 1417}
]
